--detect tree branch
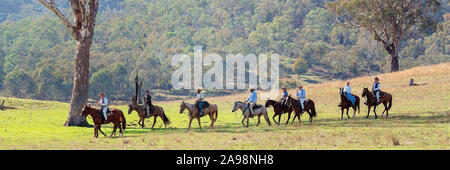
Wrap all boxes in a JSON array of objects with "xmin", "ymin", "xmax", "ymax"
[{"xmin": 38, "ymin": 0, "xmax": 76, "ymax": 38}]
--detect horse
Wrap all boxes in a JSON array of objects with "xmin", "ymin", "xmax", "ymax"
[
  {"xmin": 265, "ymin": 99, "xmax": 293, "ymax": 125},
  {"xmin": 81, "ymin": 105, "xmax": 126, "ymax": 138},
  {"xmin": 128, "ymin": 103, "xmax": 170, "ymax": 129},
  {"xmin": 338, "ymin": 88, "xmax": 360, "ymax": 119},
  {"xmin": 179, "ymin": 101, "xmax": 218, "ymax": 131},
  {"xmin": 232, "ymin": 101, "xmax": 271, "ymax": 127},
  {"xmin": 361, "ymin": 88, "xmax": 392, "ymax": 119},
  {"xmin": 286, "ymin": 95, "xmax": 317, "ymax": 124}
]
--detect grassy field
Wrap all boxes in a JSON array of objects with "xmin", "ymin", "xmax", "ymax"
[{"xmin": 0, "ymin": 63, "xmax": 449, "ymax": 150}]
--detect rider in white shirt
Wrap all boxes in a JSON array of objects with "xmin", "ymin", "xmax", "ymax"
[
  {"xmin": 372, "ymin": 77, "xmax": 381, "ymax": 104},
  {"xmin": 97, "ymin": 92, "xmax": 109, "ymax": 123}
]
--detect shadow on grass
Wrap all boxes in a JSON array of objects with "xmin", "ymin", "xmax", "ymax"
[{"xmin": 84, "ymin": 111, "xmax": 450, "ymax": 137}]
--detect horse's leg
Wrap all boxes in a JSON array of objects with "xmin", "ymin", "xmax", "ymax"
[
  {"xmin": 197, "ymin": 117, "xmax": 202, "ymax": 130},
  {"xmin": 246, "ymin": 116, "xmax": 250, "ymax": 127},
  {"xmin": 151, "ymin": 115, "xmax": 157, "ymax": 129},
  {"xmin": 381, "ymin": 102, "xmax": 387, "ymax": 117},
  {"xmin": 298, "ymin": 113, "xmax": 302, "ymax": 125},
  {"xmin": 352, "ymin": 106, "xmax": 356, "ymax": 119},
  {"xmin": 187, "ymin": 117, "xmax": 193, "ymax": 131},
  {"xmin": 385, "ymin": 102, "xmax": 389, "ymax": 118},
  {"xmin": 96, "ymin": 124, "xmax": 107, "ymax": 137},
  {"xmin": 291, "ymin": 113, "xmax": 297, "ymax": 125},
  {"xmin": 373, "ymin": 105, "xmax": 378, "ymax": 119},
  {"xmin": 285, "ymin": 111, "xmax": 292, "ymax": 125},
  {"xmin": 272, "ymin": 114, "xmax": 278, "ymax": 125},
  {"xmin": 366, "ymin": 106, "xmax": 371, "ymax": 118},
  {"xmin": 241, "ymin": 116, "xmax": 246, "ymax": 127},
  {"xmin": 340, "ymin": 107, "xmax": 344, "ymax": 120},
  {"xmin": 209, "ymin": 113, "xmax": 214, "ymax": 128},
  {"xmin": 110, "ymin": 124, "xmax": 117, "ymax": 137},
  {"xmin": 256, "ymin": 115, "xmax": 261, "ymax": 127},
  {"xmin": 346, "ymin": 108, "xmax": 350, "ymax": 119},
  {"xmin": 94, "ymin": 126, "xmax": 98, "ymax": 138},
  {"xmin": 307, "ymin": 110, "xmax": 313, "ymax": 124},
  {"xmin": 118, "ymin": 122, "xmax": 124, "ymax": 137}
]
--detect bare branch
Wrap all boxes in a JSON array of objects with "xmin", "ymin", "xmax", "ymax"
[{"xmin": 38, "ymin": 0, "xmax": 76, "ymax": 38}]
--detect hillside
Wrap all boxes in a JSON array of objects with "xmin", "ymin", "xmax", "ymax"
[
  {"xmin": 0, "ymin": 0, "xmax": 448, "ymax": 102},
  {"xmin": 0, "ymin": 63, "xmax": 448, "ymax": 149}
]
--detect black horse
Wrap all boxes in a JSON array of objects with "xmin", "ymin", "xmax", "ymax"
[
  {"xmin": 265, "ymin": 99, "xmax": 293, "ymax": 125},
  {"xmin": 338, "ymin": 88, "xmax": 360, "ymax": 119}
]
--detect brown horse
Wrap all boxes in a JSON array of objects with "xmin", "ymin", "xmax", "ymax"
[
  {"xmin": 265, "ymin": 99, "xmax": 293, "ymax": 125},
  {"xmin": 361, "ymin": 88, "xmax": 392, "ymax": 119},
  {"xmin": 128, "ymin": 104, "xmax": 170, "ymax": 129},
  {"xmin": 286, "ymin": 95, "xmax": 317, "ymax": 124},
  {"xmin": 179, "ymin": 101, "xmax": 218, "ymax": 131},
  {"xmin": 81, "ymin": 105, "xmax": 126, "ymax": 138},
  {"xmin": 338, "ymin": 88, "xmax": 360, "ymax": 119},
  {"xmin": 128, "ymin": 95, "xmax": 170, "ymax": 129}
]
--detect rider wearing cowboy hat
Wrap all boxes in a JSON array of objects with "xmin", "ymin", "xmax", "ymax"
[
  {"xmin": 245, "ymin": 88, "xmax": 257, "ymax": 116},
  {"xmin": 281, "ymin": 87, "xmax": 288, "ymax": 106},
  {"xmin": 296, "ymin": 85, "xmax": 306, "ymax": 112},
  {"xmin": 372, "ymin": 77, "xmax": 381, "ymax": 104},
  {"xmin": 195, "ymin": 88, "xmax": 205, "ymax": 116},
  {"xmin": 97, "ymin": 92, "xmax": 109, "ymax": 123},
  {"xmin": 143, "ymin": 90, "xmax": 155, "ymax": 118}
]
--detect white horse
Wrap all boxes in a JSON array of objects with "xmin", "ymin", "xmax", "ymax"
[{"xmin": 232, "ymin": 101, "xmax": 271, "ymax": 127}]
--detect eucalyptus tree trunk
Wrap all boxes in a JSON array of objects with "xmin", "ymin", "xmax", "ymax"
[{"xmin": 38, "ymin": 0, "xmax": 99, "ymax": 127}]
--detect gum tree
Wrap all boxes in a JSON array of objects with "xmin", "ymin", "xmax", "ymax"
[
  {"xmin": 38, "ymin": 0, "xmax": 99, "ymax": 126},
  {"xmin": 327, "ymin": 0, "xmax": 441, "ymax": 72}
]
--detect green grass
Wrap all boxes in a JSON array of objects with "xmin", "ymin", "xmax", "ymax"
[{"xmin": 0, "ymin": 63, "xmax": 449, "ymax": 150}]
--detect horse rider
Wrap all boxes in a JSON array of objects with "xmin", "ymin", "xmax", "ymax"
[
  {"xmin": 371, "ymin": 77, "xmax": 381, "ymax": 104},
  {"xmin": 245, "ymin": 88, "xmax": 257, "ymax": 116},
  {"xmin": 280, "ymin": 87, "xmax": 288, "ymax": 106},
  {"xmin": 296, "ymin": 85, "xmax": 306, "ymax": 112},
  {"xmin": 343, "ymin": 81, "xmax": 356, "ymax": 106},
  {"xmin": 97, "ymin": 92, "xmax": 109, "ymax": 123},
  {"xmin": 195, "ymin": 89, "xmax": 205, "ymax": 116},
  {"xmin": 143, "ymin": 90, "xmax": 155, "ymax": 118}
]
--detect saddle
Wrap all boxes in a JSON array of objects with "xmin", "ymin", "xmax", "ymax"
[
  {"xmin": 195, "ymin": 101, "xmax": 210, "ymax": 109},
  {"xmin": 252, "ymin": 104, "xmax": 262, "ymax": 110}
]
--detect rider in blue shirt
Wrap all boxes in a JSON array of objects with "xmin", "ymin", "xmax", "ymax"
[
  {"xmin": 245, "ymin": 88, "xmax": 257, "ymax": 115},
  {"xmin": 296, "ymin": 85, "xmax": 306, "ymax": 112},
  {"xmin": 281, "ymin": 87, "xmax": 288, "ymax": 105}
]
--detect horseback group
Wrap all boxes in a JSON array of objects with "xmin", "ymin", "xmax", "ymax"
[
  {"xmin": 80, "ymin": 76, "xmax": 392, "ymax": 138},
  {"xmin": 338, "ymin": 77, "xmax": 392, "ymax": 119},
  {"xmin": 264, "ymin": 85, "xmax": 317, "ymax": 126}
]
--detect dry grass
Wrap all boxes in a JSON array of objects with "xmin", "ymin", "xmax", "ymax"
[{"xmin": 0, "ymin": 63, "xmax": 449, "ymax": 150}]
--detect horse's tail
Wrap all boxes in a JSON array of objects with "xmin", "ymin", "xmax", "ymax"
[
  {"xmin": 310, "ymin": 100, "xmax": 317, "ymax": 118},
  {"xmin": 161, "ymin": 109, "xmax": 171, "ymax": 125},
  {"xmin": 214, "ymin": 108, "xmax": 219, "ymax": 122},
  {"xmin": 120, "ymin": 110, "xmax": 126, "ymax": 130},
  {"xmin": 388, "ymin": 95, "xmax": 393, "ymax": 110}
]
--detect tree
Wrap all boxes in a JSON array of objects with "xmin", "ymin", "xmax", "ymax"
[
  {"xmin": 38, "ymin": 0, "xmax": 99, "ymax": 126},
  {"xmin": 292, "ymin": 57, "xmax": 308, "ymax": 75},
  {"xmin": 327, "ymin": 0, "xmax": 441, "ymax": 72},
  {"xmin": 4, "ymin": 68, "xmax": 35, "ymax": 98},
  {"xmin": 89, "ymin": 69, "xmax": 113, "ymax": 99}
]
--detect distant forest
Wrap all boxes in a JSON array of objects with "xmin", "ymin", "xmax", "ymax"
[{"xmin": 0, "ymin": 0, "xmax": 448, "ymax": 101}]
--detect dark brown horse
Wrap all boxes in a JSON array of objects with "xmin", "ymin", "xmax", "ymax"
[
  {"xmin": 338, "ymin": 88, "xmax": 360, "ymax": 119},
  {"xmin": 128, "ymin": 95, "xmax": 170, "ymax": 129},
  {"xmin": 81, "ymin": 105, "xmax": 126, "ymax": 138},
  {"xmin": 361, "ymin": 88, "xmax": 392, "ymax": 119},
  {"xmin": 265, "ymin": 99, "xmax": 293, "ymax": 125},
  {"xmin": 286, "ymin": 95, "xmax": 317, "ymax": 124}
]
